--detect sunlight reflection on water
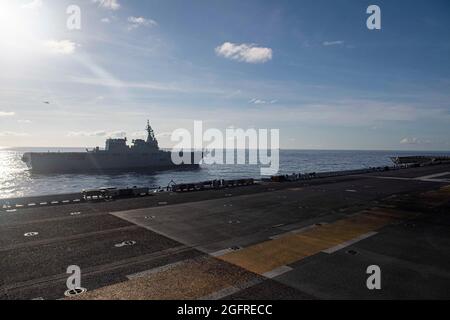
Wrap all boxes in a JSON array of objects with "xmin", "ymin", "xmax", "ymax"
[
  {"xmin": 1, "ymin": 148, "xmax": 450, "ymax": 199},
  {"xmin": 0, "ymin": 150, "xmax": 32, "ymax": 199}
]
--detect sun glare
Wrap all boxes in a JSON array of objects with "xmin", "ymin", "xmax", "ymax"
[{"xmin": 0, "ymin": 1, "xmax": 41, "ymax": 57}]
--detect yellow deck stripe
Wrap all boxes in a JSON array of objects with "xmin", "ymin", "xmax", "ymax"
[
  {"xmin": 421, "ymin": 186, "xmax": 450, "ymax": 206},
  {"xmin": 219, "ymin": 210, "xmax": 404, "ymax": 275}
]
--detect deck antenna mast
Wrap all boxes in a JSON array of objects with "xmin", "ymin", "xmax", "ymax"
[{"xmin": 146, "ymin": 120, "xmax": 159, "ymax": 149}]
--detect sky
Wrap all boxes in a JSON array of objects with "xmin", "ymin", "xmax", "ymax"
[{"xmin": 0, "ymin": 0, "xmax": 449, "ymax": 150}]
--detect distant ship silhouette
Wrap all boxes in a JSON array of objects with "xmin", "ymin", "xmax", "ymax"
[{"xmin": 22, "ymin": 121, "xmax": 202, "ymax": 173}]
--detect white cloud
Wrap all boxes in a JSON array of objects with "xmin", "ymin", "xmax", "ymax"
[
  {"xmin": 67, "ymin": 130, "xmax": 126, "ymax": 138},
  {"xmin": 400, "ymin": 137, "xmax": 431, "ymax": 145},
  {"xmin": 156, "ymin": 132, "xmax": 172, "ymax": 138},
  {"xmin": 203, "ymin": 99, "xmax": 448, "ymax": 127},
  {"xmin": 70, "ymin": 76, "xmax": 214, "ymax": 93},
  {"xmin": 215, "ymin": 42, "xmax": 273, "ymax": 64},
  {"xmin": 131, "ymin": 131, "xmax": 170, "ymax": 140},
  {"xmin": 290, "ymin": 102, "xmax": 417, "ymax": 124},
  {"xmin": 131, "ymin": 131, "xmax": 146, "ymax": 139},
  {"xmin": 44, "ymin": 40, "xmax": 78, "ymax": 55},
  {"xmin": 67, "ymin": 131, "xmax": 106, "ymax": 137},
  {"xmin": 92, "ymin": 0, "xmax": 120, "ymax": 10},
  {"xmin": 101, "ymin": 18, "xmax": 111, "ymax": 23},
  {"xmin": 72, "ymin": 55, "xmax": 226, "ymax": 96},
  {"xmin": 110, "ymin": 131, "xmax": 127, "ymax": 138},
  {"xmin": 21, "ymin": 0, "xmax": 43, "ymax": 10},
  {"xmin": 127, "ymin": 16, "xmax": 158, "ymax": 30},
  {"xmin": 0, "ymin": 131, "xmax": 29, "ymax": 137},
  {"xmin": 249, "ymin": 98, "xmax": 277, "ymax": 105},
  {"xmin": 323, "ymin": 40, "xmax": 345, "ymax": 46},
  {"xmin": 18, "ymin": 120, "xmax": 32, "ymax": 124},
  {"xmin": 0, "ymin": 111, "xmax": 15, "ymax": 117}
]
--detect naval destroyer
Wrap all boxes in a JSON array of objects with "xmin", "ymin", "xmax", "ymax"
[{"xmin": 22, "ymin": 121, "xmax": 202, "ymax": 173}]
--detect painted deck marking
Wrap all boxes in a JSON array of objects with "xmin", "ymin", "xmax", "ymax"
[
  {"xmin": 322, "ymin": 231, "xmax": 378, "ymax": 254},
  {"xmin": 416, "ymin": 172, "xmax": 450, "ymax": 180},
  {"xmin": 262, "ymin": 265, "xmax": 294, "ymax": 279},
  {"xmin": 218, "ymin": 211, "xmax": 402, "ymax": 275}
]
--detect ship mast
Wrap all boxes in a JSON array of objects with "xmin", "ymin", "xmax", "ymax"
[{"xmin": 146, "ymin": 120, "xmax": 159, "ymax": 149}]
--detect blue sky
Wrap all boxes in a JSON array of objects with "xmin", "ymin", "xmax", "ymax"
[{"xmin": 0, "ymin": 0, "xmax": 449, "ymax": 150}]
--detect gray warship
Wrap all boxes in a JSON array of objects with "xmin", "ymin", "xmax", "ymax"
[{"xmin": 22, "ymin": 121, "xmax": 202, "ymax": 173}]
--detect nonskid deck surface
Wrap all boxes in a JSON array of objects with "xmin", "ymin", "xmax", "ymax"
[{"xmin": 1, "ymin": 164, "xmax": 450, "ymax": 300}]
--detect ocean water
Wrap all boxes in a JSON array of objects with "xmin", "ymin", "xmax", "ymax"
[{"xmin": 1, "ymin": 148, "xmax": 450, "ymax": 199}]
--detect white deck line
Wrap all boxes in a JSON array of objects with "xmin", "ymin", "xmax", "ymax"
[
  {"xmin": 270, "ymin": 223, "xmax": 328, "ymax": 240},
  {"xmin": 126, "ymin": 260, "xmax": 186, "ymax": 280},
  {"xmin": 200, "ymin": 266, "xmax": 293, "ymax": 300},
  {"xmin": 416, "ymin": 172, "xmax": 450, "ymax": 180},
  {"xmin": 210, "ymin": 248, "xmax": 234, "ymax": 257},
  {"xmin": 262, "ymin": 265, "xmax": 294, "ymax": 279},
  {"xmin": 370, "ymin": 176, "xmax": 450, "ymax": 183},
  {"xmin": 322, "ymin": 231, "xmax": 378, "ymax": 254}
]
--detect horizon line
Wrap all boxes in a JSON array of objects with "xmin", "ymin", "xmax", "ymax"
[{"xmin": 2, "ymin": 146, "xmax": 450, "ymax": 153}]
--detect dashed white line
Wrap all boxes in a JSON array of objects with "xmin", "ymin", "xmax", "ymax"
[{"xmin": 126, "ymin": 260, "xmax": 186, "ymax": 280}]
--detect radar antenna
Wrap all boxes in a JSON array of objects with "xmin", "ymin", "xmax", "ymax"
[{"xmin": 145, "ymin": 120, "xmax": 159, "ymax": 149}]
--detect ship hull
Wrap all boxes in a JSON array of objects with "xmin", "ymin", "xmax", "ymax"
[
  {"xmin": 391, "ymin": 156, "xmax": 450, "ymax": 165},
  {"xmin": 22, "ymin": 151, "xmax": 202, "ymax": 174}
]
